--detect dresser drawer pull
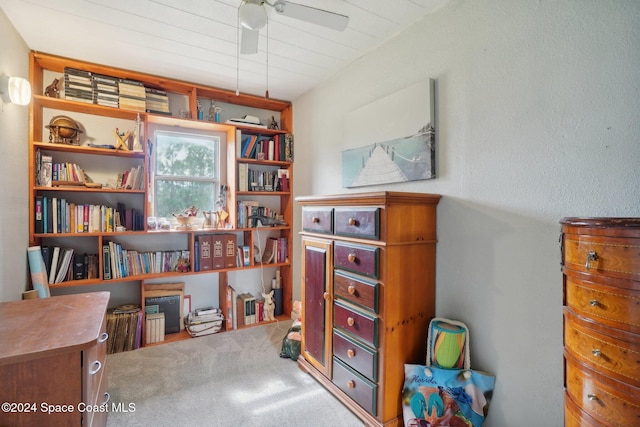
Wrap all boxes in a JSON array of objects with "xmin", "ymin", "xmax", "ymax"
[
  {"xmin": 585, "ymin": 251, "xmax": 598, "ymax": 270},
  {"xmin": 89, "ymin": 361, "xmax": 102, "ymax": 376},
  {"xmin": 101, "ymin": 392, "xmax": 111, "ymax": 406},
  {"xmin": 348, "ymin": 217, "xmax": 357, "ymax": 226},
  {"xmin": 347, "ymin": 380, "xmax": 356, "ymax": 389},
  {"xmin": 591, "ymin": 349, "xmax": 602, "ymax": 357},
  {"xmin": 587, "ymin": 394, "xmax": 599, "ymax": 402},
  {"xmin": 348, "ymin": 253, "xmax": 356, "ymax": 262},
  {"xmin": 347, "ymin": 284, "xmax": 356, "ymax": 295},
  {"xmin": 312, "ymin": 216, "xmax": 320, "ymax": 223},
  {"xmin": 347, "ymin": 317, "xmax": 355, "ymax": 326},
  {"xmin": 589, "ymin": 299, "xmax": 599, "ymax": 307},
  {"xmin": 347, "ymin": 349, "xmax": 356, "ymax": 358},
  {"xmin": 99, "ymin": 332, "xmax": 109, "ymax": 343},
  {"xmin": 323, "ymin": 292, "xmax": 330, "ymax": 300}
]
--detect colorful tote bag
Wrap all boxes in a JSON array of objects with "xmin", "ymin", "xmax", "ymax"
[{"xmin": 402, "ymin": 318, "xmax": 495, "ymax": 427}]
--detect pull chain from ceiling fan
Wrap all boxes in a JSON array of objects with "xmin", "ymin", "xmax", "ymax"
[
  {"xmin": 265, "ymin": 18, "xmax": 269, "ymax": 99},
  {"xmin": 236, "ymin": 6, "xmax": 240, "ymax": 96}
]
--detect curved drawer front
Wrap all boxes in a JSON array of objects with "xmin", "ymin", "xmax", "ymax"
[
  {"xmin": 334, "ymin": 242, "xmax": 379, "ymax": 279},
  {"xmin": 565, "ymin": 275, "xmax": 640, "ymax": 334},
  {"xmin": 563, "ymin": 234, "xmax": 640, "ymax": 280},
  {"xmin": 334, "ymin": 208, "xmax": 380, "ymax": 240},
  {"xmin": 565, "ymin": 355, "xmax": 640, "ymax": 426},
  {"xmin": 334, "ymin": 271, "xmax": 379, "ymax": 314},
  {"xmin": 564, "ymin": 392, "xmax": 603, "ymax": 427},
  {"xmin": 333, "ymin": 357, "xmax": 377, "ymax": 416},
  {"xmin": 333, "ymin": 329, "xmax": 377, "ymax": 382},
  {"xmin": 564, "ymin": 311, "xmax": 640, "ymax": 387},
  {"xmin": 334, "ymin": 301, "xmax": 378, "ymax": 348},
  {"xmin": 301, "ymin": 207, "xmax": 333, "ymax": 234}
]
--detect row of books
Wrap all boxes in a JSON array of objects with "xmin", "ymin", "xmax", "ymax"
[
  {"xmin": 51, "ymin": 161, "xmax": 86, "ymax": 183},
  {"xmin": 40, "ymin": 246, "xmax": 99, "ymax": 284},
  {"xmin": 238, "ymin": 164, "xmax": 289, "ymax": 192},
  {"xmin": 63, "ymin": 67, "xmax": 171, "ymax": 114},
  {"xmin": 261, "ymin": 237, "xmax": 288, "ymax": 264},
  {"xmin": 106, "ymin": 308, "xmax": 143, "ymax": 353},
  {"xmin": 226, "ymin": 286, "xmax": 277, "ymax": 330},
  {"xmin": 117, "ymin": 164, "xmax": 145, "ymax": 190},
  {"xmin": 239, "ymin": 133, "xmax": 293, "ymax": 161},
  {"xmin": 103, "ymin": 242, "xmax": 190, "ymax": 280},
  {"xmin": 193, "ymin": 234, "xmax": 243, "ymax": 272},
  {"xmin": 34, "ymin": 197, "xmax": 141, "ymax": 234},
  {"xmin": 35, "ymin": 150, "xmax": 52, "ymax": 187},
  {"xmin": 236, "ymin": 201, "xmax": 282, "ymax": 228}
]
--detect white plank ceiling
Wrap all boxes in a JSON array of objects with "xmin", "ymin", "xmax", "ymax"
[{"xmin": 0, "ymin": 0, "xmax": 449, "ymax": 101}]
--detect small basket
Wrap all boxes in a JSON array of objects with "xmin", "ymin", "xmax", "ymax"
[{"xmin": 173, "ymin": 214, "xmax": 198, "ymax": 228}]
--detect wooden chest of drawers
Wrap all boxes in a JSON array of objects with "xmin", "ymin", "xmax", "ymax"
[
  {"xmin": 0, "ymin": 292, "xmax": 110, "ymax": 427},
  {"xmin": 561, "ymin": 218, "xmax": 640, "ymax": 427},
  {"xmin": 297, "ymin": 192, "xmax": 440, "ymax": 427}
]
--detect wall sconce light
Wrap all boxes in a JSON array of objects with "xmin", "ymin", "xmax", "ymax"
[{"xmin": 0, "ymin": 74, "xmax": 31, "ymax": 106}]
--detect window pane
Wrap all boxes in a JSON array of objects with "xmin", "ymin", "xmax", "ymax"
[
  {"xmin": 155, "ymin": 132, "xmax": 217, "ymax": 177},
  {"xmin": 155, "ymin": 180, "xmax": 215, "ymax": 218}
]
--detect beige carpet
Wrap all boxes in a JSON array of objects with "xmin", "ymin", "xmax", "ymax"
[{"xmin": 106, "ymin": 320, "xmax": 364, "ymax": 427}]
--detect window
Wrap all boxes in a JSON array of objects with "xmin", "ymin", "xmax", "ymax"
[{"xmin": 153, "ymin": 130, "xmax": 220, "ymax": 218}]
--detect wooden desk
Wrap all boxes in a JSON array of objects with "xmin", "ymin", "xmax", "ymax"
[{"xmin": 0, "ymin": 292, "xmax": 110, "ymax": 427}]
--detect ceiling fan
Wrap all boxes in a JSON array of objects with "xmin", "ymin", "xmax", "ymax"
[{"xmin": 238, "ymin": 0, "xmax": 349, "ymax": 54}]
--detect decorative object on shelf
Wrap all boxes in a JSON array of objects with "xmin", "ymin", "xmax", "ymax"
[
  {"xmin": 268, "ymin": 115, "xmax": 279, "ymax": 129},
  {"xmin": 132, "ymin": 113, "xmax": 144, "ymax": 152},
  {"xmin": 202, "ymin": 210, "xmax": 218, "ymax": 229},
  {"xmin": 113, "ymin": 128, "xmax": 131, "ymax": 151},
  {"xmin": 342, "ymin": 79, "xmax": 435, "ymax": 187},
  {"xmin": 44, "ymin": 77, "xmax": 60, "ymax": 98},
  {"xmin": 46, "ymin": 115, "xmax": 83, "ymax": 145},
  {"xmin": 173, "ymin": 206, "xmax": 200, "ymax": 228},
  {"xmin": 262, "ymin": 290, "xmax": 275, "ymax": 321}
]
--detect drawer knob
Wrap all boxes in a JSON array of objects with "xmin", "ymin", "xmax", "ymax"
[
  {"xmin": 587, "ymin": 394, "xmax": 599, "ymax": 402},
  {"xmin": 347, "ymin": 380, "xmax": 356, "ymax": 389},
  {"xmin": 348, "ymin": 217, "xmax": 357, "ymax": 226},
  {"xmin": 99, "ymin": 332, "xmax": 109, "ymax": 343},
  {"xmin": 347, "ymin": 317, "xmax": 355, "ymax": 326},
  {"xmin": 347, "ymin": 349, "xmax": 356, "ymax": 358},
  {"xmin": 585, "ymin": 251, "xmax": 598, "ymax": 270},
  {"xmin": 89, "ymin": 360, "xmax": 102, "ymax": 376},
  {"xmin": 323, "ymin": 292, "xmax": 330, "ymax": 300},
  {"xmin": 347, "ymin": 253, "xmax": 356, "ymax": 263},
  {"xmin": 589, "ymin": 299, "xmax": 599, "ymax": 307},
  {"xmin": 312, "ymin": 216, "xmax": 320, "ymax": 223},
  {"xmin": 591, "ymin": 349, "xmax": 602, "ymax": 357},
  {"xmin": 347, "ymin": 284, "xmax": 356, "ymax": 295}
]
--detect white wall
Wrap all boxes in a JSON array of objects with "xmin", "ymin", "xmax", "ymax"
[
  {"xmin": 291, "ymin": 1, "xmax": 640, "ymax": 425},
  {"xmin": 0, "ymin": 8, "xmax": 30, "ymax": 302}
]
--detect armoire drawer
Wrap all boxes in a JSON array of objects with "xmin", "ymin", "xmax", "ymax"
[
  {"xmin": 564, "ymin": 392, "xmax": 602, "ymax": 427},
  {"xmin": 564, "ymin": 273, "xmax": 640, "ymax": 334},
  {"xmin": 334, "ymin": 271, "xmax": 380, "ymax": 314},
  {"xmin": 334, "ymin": 207, "xmax": 380, "ymax": 240},
  {"xmin": 564, "ymin": 308, "xmax": 640, "ymax": 387},
  {"xmin": 333, "ymin": 329, "xmax": 377, "ymax": 382},
  {"xmin": 332, "ymin": 357, "xmax": 377, "ymax": 416},
  {"xmin": 565, "ymin": 353, "xmax": 640, "ymax": 426},
  {"xmin": 334, "ymin": 301, "xmax": 378, "ymax": 348},
  {"xmin": 334, "ymin": 242, "xmax": 379, "ymax": 279},
  {"xmin": 301, "ymin": 207, "xmax": 333, "ymax": 234}
]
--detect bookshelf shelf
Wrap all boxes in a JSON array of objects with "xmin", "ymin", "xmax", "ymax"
[{"xmin": 28, "ymin": 51, "xmax": 293, "ymax": 349}]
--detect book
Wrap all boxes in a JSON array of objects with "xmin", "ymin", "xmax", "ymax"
[
  {"xmin": 48, "ymin": 246, "xmax": 61, "ymax": 284},
  {"xmin": 236, "ymin": 293, "xmax": 247, "ymax": 328},
  {"xmin": 145, "ymin": 294, "xmax": 182, "ymax": 334},
  {"xmin": 211, "ymin": 235, "xmax": 225, "ymax": 269},
  {"xmin": 196, "ymin": 234, "xmax": 213, "ymax": 271},
  {"xmin": 54, "ymin": 247, "xmax": 74, "ymax": 283},
  {"xmin": 224, "ymin": 234, "xmax": 237, "ymax": 268},
  {"xmin": 242, "ymin": 245, "xmax": 251, "ymax": 266},
  {"xmin": 35, "ymin": 196, "xmax": 44, "ymax": 234},
  {"xmin": 103, "ymin": 243, "xmax": 112, "ymax": 280}
]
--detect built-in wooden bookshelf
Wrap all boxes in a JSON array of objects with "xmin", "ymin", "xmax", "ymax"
[{"xmin": 28, "ymin": 52, "xmax": 293, "ymax": 346}]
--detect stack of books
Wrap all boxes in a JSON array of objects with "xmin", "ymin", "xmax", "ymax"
[
  {"xmin": 92, "ymin": 74, "xmax": 119, "ymax": 108},
  {"xmin": 185, "ymin": 307, "xmax": 224, "ymax": 337},
  {"xmin": 145, "ymin": 87, "xmax": 170, "ymax": 115},
  {"xmin": 118, "ymin": 79, "xmax": 146, "ymax": 111},
  {"xmin": 64, "ymin": 67, "xmax": 93, "ymax": 104}
]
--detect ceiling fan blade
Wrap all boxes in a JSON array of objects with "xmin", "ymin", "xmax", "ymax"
[
  {"xmin": 240, "ymin": 27, "xmax": 259, "ymax": 54},
  {"xmin": 271, "ymin": 1, "xmax": 349, "ymax": 31}
]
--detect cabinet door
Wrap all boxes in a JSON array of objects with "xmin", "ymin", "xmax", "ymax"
[{"xmin": 301, "ymin": 237, "xmax": 332, "ymax": 378}]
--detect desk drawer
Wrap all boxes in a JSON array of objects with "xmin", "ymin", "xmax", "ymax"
[
  {"xmin": 334, "ymin": 271, "xmax": 379, "ymax": 314},
  {"xmin": 333, "ymin": 329, "xmax": 377, "ymax": 382},
  {"xmin": 334, "ymin": 301, "xmax": 378, "ymax": 348},
  {"xmin": 333, "ymin": 357, "xmax": 377, "ymax": 416},
  {"xmin": 301, "ymin": 207, "xmax": 333, "ymax": 234},
  {"xmin": 334, "ymin": 208, "xmax": 380, "ymax": 240},
  {"xmin": 334, "ymin": 242, "xmax": 379, "ymax": 279}
]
